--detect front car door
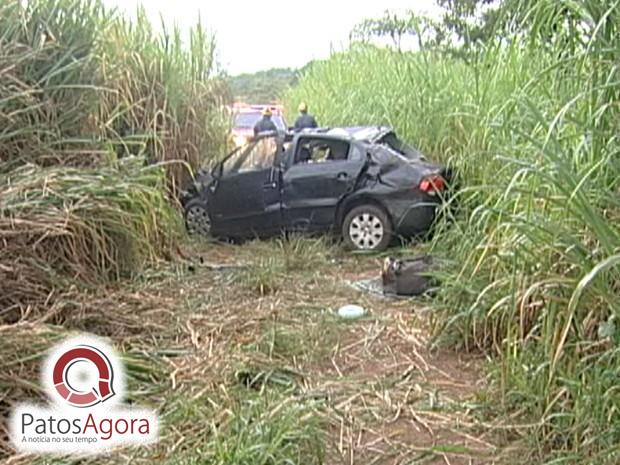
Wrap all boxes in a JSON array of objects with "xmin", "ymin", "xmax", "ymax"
[
  {"xmin": 281, "ymin": 136, "xmax": 367, "ymax": 232},
  {"xmin": 208, "ymin": 136, "xmax": 282, "ymax": 238}
]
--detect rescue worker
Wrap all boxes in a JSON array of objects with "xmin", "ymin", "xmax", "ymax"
[
  {"xmin": 294, "ymin": 102, "xmax": 318, "ymax": 131},
  {"xmin": 253, "ymin": 107, "xmax": 278, "ymax": 136}
]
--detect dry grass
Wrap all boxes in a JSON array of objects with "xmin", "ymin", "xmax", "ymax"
[
  {"xmin": 0, "ymin": 0, "xmax": 228, "ymax": 328},
  {"xmin": 0, "ymin": 159, "xmax": 181, "ymax": 322},
  {"xmin": 1, "ymin": 238, "xmax": 522, "ymax": 464}
]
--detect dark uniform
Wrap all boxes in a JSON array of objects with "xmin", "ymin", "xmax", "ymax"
[
  {"xmin": 253, "ymin": 116, "xmax": 277, "ymax": 136},
  {"xmin": 294, "ymin": 112, "xmax": 318, "ymax": 131}
]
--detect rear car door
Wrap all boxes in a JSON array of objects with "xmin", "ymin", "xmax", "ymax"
[
  {"xmin": 281, "ymin": 136, "xmax": 366, "ymax": 231},
  {"xmin": 208, "ymin": 137, "xmax": 282, "ymax": 238}
]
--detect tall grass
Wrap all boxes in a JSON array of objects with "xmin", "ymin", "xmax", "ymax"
[
  {"xmin": 0, "ymin": 0, "xmax": 229, "ymax": 315},
  {"xmin": 97, "ymin": 7, "xmax": 231, "ymax": 190},
  {"xmin": 0, "ymin": 0, "xmax": 107, "ymax": 169},
  {"xmin": 0, "ymin": 2, "xmax": 229, "ymax": 459},
  {"xmin": 0, "ymin": 0, "xmax": 230, "ymax": 182},
  {"xmin": 0, "ymin": 158, "xmax": 180, "ymax": 322},
  {"xmin": 286, "ymin": 1, "xmax": 619, "ymax": 462}
]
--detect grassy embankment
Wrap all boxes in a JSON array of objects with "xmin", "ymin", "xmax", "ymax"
[
  {"xmin": 0, "ymin": 0, "xmax": 229, "ymax": 315},
  {"xmin": 0, "ymin": 0, "xmax": 228, "ymax": 461},
  {"xmin": 286, "ymin": 1, "xmax": 619, "ymax": 463}
]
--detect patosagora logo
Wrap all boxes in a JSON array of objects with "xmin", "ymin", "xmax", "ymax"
[
  {"xmin": 10, "ymin": 335, "xmax": 158, "ymax": 454},
  {"xmin": 51, "ymin": 343, "xmax": 116, "ymax": 407}
]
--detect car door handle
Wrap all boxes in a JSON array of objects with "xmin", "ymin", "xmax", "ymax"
[
  {"xmin": 337, "ymin": 172, "xmax": 348, "ymax": 180},
  {"xmin": 263, "ymin": 181, "xmax": 278, "ymax": 189}
]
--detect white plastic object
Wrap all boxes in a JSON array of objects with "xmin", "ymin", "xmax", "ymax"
[{"xmin": 337, "ymin": 304, "xmax": 366, "ymax": 319}]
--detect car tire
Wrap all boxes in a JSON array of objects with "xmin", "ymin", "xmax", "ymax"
[
  {"xmin": 342, "ymin": 205, "xmax": 392, "ymax": 252},
  {"xmin": 184, "ymin": 199, "xmax": 211, "ymax": 236}
]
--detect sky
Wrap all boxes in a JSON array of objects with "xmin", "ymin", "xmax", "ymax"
[{"xmin": 101, "ymin": 0, "xmax": 441, "ymax": 75}]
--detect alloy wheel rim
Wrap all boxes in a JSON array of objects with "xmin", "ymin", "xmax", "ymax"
[
  {"xmin": 349, "ymin": 213, "xmax": 384, "ymax": 250},
  {"xmin": 186, "ymin": 206, "xmax": 211, "ymax": 235}
]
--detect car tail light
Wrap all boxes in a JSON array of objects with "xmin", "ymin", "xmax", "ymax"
[{"xmin": 419, "ymin": 175, "xmax": 445, "ymax": 195}]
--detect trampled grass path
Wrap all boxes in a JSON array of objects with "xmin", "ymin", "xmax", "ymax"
[
  {"xmin": 162, "ymin": 238, "xmax": 515, "ymax": 464},
  {"xmin": 2, "ymin": 237, "xmax": 520, "ymax": 465}
]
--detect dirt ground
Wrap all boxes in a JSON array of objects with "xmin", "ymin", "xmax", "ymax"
[
  {"xmin": 169, "ymin": 238, "xmax": 510, "ymax": 465},
  {"xmin": 1, "ymin": 237, "xmax": 519, "ymax": 465}
]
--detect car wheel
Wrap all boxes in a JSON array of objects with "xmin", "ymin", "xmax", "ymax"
[
  {"xmin": 184, "ymin": 199, "xmax": 211, "ymax": 236},
  {"xmin": 342, "ymin": 205, "xmax": 392, "ymax": 251}
]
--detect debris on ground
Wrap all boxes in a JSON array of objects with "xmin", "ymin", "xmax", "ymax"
[
  {"xmin": 337, "ymin": 304, "xmax": 367, "ymax": 319},
  {"xmin": 347, "ymin": 255, "xmax": 439, "ymax": 299},
  {"xmin": 0, "ymin": 240, "xmax": 514, "ymax": 465},
  {"xmin": 186, "ymin": 254, "xmax": 250, "ymax": 273},
  {"xmin": 382, "ymin": 255, "xmax": 436, "ymax": 296},
  {"xmin": 347, "ymin": 277, "xmax": 390, "ymax": 298}
]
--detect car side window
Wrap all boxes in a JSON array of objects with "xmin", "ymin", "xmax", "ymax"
[
  {"xmin": 349, "ymin": 144, "xmax": 365, "ymax": 161},
  {"xmin": 222, "ymin": 138, "xmax": 278, "ymax": 176},
  {"xmin": 294, "ymin": 138, "xmax": 351, "ymax": 164}
]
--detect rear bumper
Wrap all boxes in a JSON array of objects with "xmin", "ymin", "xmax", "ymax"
[{"xmin": 386, "ymin": 196, "xmax": 441, "ymax": 237}]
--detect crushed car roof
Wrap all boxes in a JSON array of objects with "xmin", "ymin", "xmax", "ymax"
[
  {"xmin": 294, "ymin": 126, "xmax": 392, "ymax": 143},
  {"xmin": 327, "ymin": 126, "xmax": 392, "ymax": 142}
]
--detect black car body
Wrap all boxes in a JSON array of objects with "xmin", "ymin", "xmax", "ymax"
[{"xmin": 183, "ymin": 127, "xmax": 447, "ymax": 251}]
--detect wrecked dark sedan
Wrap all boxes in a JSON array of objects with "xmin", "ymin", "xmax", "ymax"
[{"xmin": 182, "ymin": 127, "xmax": 447, "ymax": 251}]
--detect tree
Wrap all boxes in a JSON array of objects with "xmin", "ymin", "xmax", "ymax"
[
  {"xmin": 436, "ymin": 0, "xmax": 503, "ymax": 48},
  {"xmin": 228, "ymin": 68, "xmax": 298, "ymax": 103},
  {"xmin": 351, "ymin": 10, "xmax": 444, "ymax": 51}
]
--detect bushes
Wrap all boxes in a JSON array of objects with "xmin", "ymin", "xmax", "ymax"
[{"xmin": 286, "ymin": 1, "xmax": 619, "ymax": 461}]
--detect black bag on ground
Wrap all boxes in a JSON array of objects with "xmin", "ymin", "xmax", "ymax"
[{"xmin": 381, "ymin": 255, "xmax": 435, "ymax": 296}]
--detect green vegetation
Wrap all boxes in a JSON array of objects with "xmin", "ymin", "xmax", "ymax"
[
  {"xmin": 0, "ymin": 0, "xmax": 228, "ymax": 316},
  {"xmin": 286, "ymin": 1, "xmax": 619, "ymax": 463},
  {"xmin": 1, "ymin": 0, "xmax": 618, "ymax": 464},
  {"xmin": 0, "ymin": 159, "xmax": 180, "ymax": 318},
  {"xmin": 0, "ymin": 1, "xmax": 228, "ymax": 457},
  {"xmin": 199, "ymin": 391, "xmax": 325, "ymax": 465},
  {"xmin": 237, "ymin": 236, "xmax": 333, "ymax": 296},
  {"xmin": 229, "ymin": 67, "xmax": 298, "ymax": 103}
]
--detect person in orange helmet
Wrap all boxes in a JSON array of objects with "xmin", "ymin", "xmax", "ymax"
[
  {"xmin": 253, "ymin": 107, "xmax": 278, "ymax": 136},
  {"xmin": 294, "ymin": 102, "xmax": 318, "ymax": 131}
]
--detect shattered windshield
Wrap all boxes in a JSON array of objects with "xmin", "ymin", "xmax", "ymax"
[{"xmin": 221, "ymin": 137, "xmax": 278, "ymax": 176}]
